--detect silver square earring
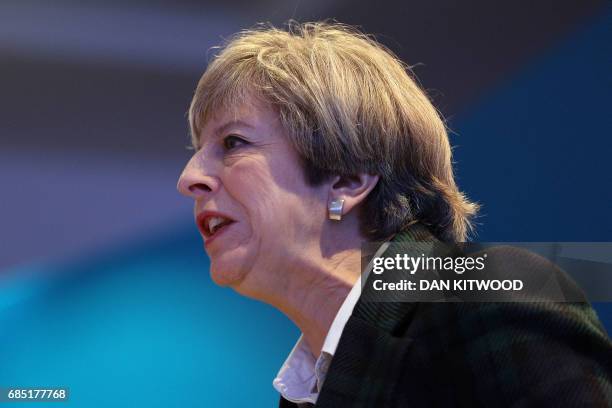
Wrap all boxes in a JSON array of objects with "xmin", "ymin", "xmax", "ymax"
[{"xmin": 328, "ymin": 199, "xmax": 345, "ymax": 221}]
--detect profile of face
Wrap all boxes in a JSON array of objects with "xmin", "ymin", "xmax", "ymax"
[{"xmin": 177, "ymin": 95, "xmax": 331, "ymax": 298}]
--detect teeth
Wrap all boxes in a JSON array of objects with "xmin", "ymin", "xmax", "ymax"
[{"xmin": 208, "ymin": 217, "xmax": 227, "ymax": 235}]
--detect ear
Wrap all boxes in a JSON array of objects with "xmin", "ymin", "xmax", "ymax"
[{"xmin": 328, "ymin": 173, "xmax": 380, "ymax": 217}]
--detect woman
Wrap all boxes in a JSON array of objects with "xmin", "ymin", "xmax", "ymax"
[{"xmin": 177, "ymin": 22, "xmax": 611, "ymax": 407}]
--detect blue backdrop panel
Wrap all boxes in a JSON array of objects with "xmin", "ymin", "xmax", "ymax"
[{"xmin": 452, "ymin": 10, "xmax": 611, "ymax": 242}]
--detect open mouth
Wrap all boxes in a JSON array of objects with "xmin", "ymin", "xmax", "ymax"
[{"xmin": 197, "ymin": 213, "xmax": 236, "ymax": 242}]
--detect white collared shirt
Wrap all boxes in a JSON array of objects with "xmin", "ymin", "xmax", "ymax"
[{"xmin": 273, "ymin": 242, "xmax": 391, "ymax": 405}]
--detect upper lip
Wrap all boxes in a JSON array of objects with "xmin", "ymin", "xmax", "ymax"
[{"xmin": 196, "ymin": 210, "xmax": 236, "ymax": 239}]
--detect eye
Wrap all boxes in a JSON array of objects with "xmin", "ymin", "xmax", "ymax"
[{"xmin": 223, "ymin": 135, "xmax": 249, "ymax": 151}]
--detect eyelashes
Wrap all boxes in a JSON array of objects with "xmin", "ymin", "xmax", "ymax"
[
  {"xmin": 223, "ymin": 135, "xmax": 250, "ymax": 151},
  {"xmin": 188, "ymin": 134, "xmax": 249, "ymax": 153}
]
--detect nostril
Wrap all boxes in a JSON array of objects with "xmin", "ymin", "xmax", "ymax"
[{"xmin": 189, "ymin": 183, "xmax": 212, "ymax": 193}]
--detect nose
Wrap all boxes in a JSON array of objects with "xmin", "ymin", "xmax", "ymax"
[{"xmin": 177, "ymin": 155, "xmax": 219, "ymax": 199}]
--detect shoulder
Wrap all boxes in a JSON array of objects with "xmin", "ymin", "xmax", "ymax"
[
  {"xmin": 397, "ymin": 300, "xmax": 612, "ymax": 406},
  {"xmin": 350, "ymin": 234, "xmax": 612, "ymax": 406}
]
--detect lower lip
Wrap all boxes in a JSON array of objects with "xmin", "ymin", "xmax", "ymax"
[{"xmin": 204, "ymin": 222, "xmax": 234, "ymax": 248}]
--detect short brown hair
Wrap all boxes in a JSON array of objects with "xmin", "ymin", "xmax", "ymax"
[{"xmin": 189, "ymin": 22, "xmax": 479, "ymax": 242}]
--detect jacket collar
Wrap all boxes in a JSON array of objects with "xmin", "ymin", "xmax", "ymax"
[{"xmin": 314, "ymin": 223, "xmax": 439, "ymax": 407}]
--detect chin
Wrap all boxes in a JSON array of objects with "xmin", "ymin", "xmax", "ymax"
[{"xmin": 208, "ymin": 256, "xmax": 250, "ymax": 287}]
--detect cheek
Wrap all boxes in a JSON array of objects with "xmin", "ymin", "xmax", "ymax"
[
  {"xmin": 223, "ymin": 156, "xmax": 326, "ymax": 251},
  {"xmin": 226, "ymin": 159, "xmax": 279, "ymax": 222}
]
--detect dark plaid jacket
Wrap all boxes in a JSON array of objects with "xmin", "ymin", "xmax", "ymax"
[{"xmin": 280, "ymin": 225, "xmax": 612, "ymax": 407}]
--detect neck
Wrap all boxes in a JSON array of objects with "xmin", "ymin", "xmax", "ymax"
[{"xmin": 270, "ymin": 247, "xmax": 362, "ymax": 358}]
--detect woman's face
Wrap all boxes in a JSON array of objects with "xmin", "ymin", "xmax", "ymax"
[{"xmin": 177, "ymin": 96, "xmax": 329, "ymax": 296}]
